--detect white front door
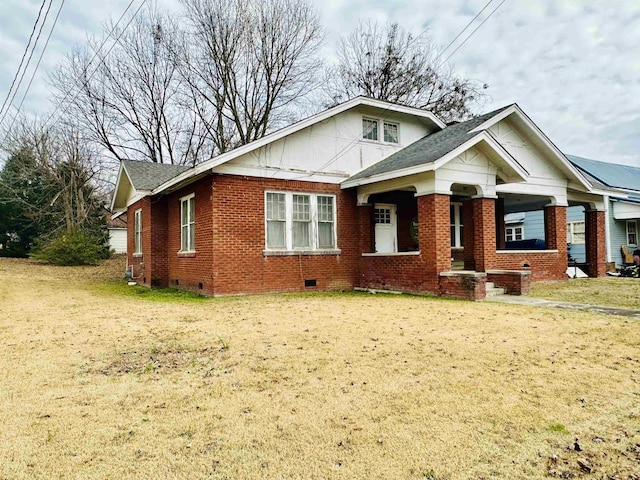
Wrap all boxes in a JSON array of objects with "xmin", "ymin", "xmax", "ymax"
[{"xmin": 374, "ymin": 204, "xmax": 397, "ymax": 253}]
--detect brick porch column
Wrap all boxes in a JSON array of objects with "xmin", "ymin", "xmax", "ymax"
[
  {"xmin": 358, "ymin": 204, "xmax": 374, "ymax": 254},
  {"xmin": 417, "ymin": 194, "xmax": 451, "ymax": 273},
  {"xmin": 585, "ymin": 209, "xmax": 606, "ymax": 277},
  {"xmin": 463, "ymin": 199, "xmax": 475, "ymax": 270},
  {"xmin": 495, "ymin": 197, "xmax": 506, "ymax": 250},
  {"xmin": 543, "ymin": 205, "xmax": 567, "ymax": 278},
  {"xmin": 470, "ymin": 197, "xmax": 497, "ymax": 272}
]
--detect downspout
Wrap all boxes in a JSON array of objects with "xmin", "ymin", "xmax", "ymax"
[{"xmin": 603, "ymin": 195, "xmax": 611, "ymax": 263}]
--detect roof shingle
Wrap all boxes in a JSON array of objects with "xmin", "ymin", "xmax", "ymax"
[{"xmin": 122, "ymin": 160, "xmax": 190, "ymax": 191}]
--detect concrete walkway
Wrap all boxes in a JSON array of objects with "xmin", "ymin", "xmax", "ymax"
[{"xmin": 484, "ymin": 294, "xmax": 640, "ymax": 319}]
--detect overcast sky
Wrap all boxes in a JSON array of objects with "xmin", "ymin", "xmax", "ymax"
[{"xmin": 1, "ymin": 0, "xmax": 639, "ymax": 167}]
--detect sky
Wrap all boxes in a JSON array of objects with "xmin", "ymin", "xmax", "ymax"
[{"xmin": 0, "ymin": 0, "xmax": 639, "ymax": 167}]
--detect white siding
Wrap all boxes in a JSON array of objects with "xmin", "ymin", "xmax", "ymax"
[{"xmin": 108, "ymin": 228, "xmax": 127, "ymax": 254}]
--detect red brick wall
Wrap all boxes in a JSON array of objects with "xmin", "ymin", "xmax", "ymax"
[
  {"xmin": 358, "ymin": 254, "xmax": 440, "ymax": 294},
  {"xmin": 471, "ymin": 198, "xmax": 497, "ymax": 271},
  {"xmin": 418, "ymin": 194, "xmax": 451, "ymax": 273},
  {"xmin": 166, "ymin": 176, "xmax": 215, "ymax": 294},
  {"xmin": 439, "ymin": 274, "xmax": 486, "ymax": 300},
  {"xmin": 208, "ymin": 175, "xmax": 360, "ymax": 295},
  {"xmin": 487, "ymin": 272, "xmax": 530, "ymax": 295},
  {"xmin": 127, "ymin": 197, "xmax": 169, "ymax": 287},
  {"xmin": 495, "ymin": 252, "xmax": 565, "ymax": 281}
]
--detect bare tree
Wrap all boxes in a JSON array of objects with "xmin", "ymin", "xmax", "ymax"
[
  {"xmin": 327, "ymin": 21, "xmax": 487, "ymax": 122},
  {"xmin": 50, "ymin": 7, "xmax": 211, "ymax": 165},
  {"xmin": 180, "ymin": 0, "xmax": 324, "ymax": 153}
]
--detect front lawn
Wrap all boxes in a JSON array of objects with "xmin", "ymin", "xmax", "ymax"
[{"xmin": 1, "ymin": 258, "xmax": 639, "ymax": 479}]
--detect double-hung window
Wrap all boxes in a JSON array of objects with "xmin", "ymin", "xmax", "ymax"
[
  {"xmin": 383, "ymin": 122, "xmax": 399, "ymax": 143},
  {"xmin": 566, "ymin": 221, "xmax": 585, "ymax": 244},
  {"xmin": 627, "ymin": 220, "xmax": 638, "ymax": 246},
  {"xmin": 362, "ymin": 118, "xmax": 378, "ymax": 141},
  {"xmin": 450, "ymin": 203, "xmax": 464, "ymax": 248},
  {"xmin": 134, "ymin": 209, "xmax": 142, "ymax": 255},
  {"xmin": 265, "ymin": 192, "xmax": 336, "ymax": 251},
  {"xmin": 180, "ymin": 194, "xmax": 195, "ymax": 252},
  {"xmin": 362, "ymin": 118, "xmax": 400, "ymax": 144}
]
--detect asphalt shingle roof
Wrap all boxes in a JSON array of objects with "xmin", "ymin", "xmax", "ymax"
[
  {"xmin": 122, "ymin": 160, "xmax": 190, "ymax": 191},
  {"xmin": 347, "ymin": 105, "xmax": 513, "ymax": 182},
  {"xmin": 566, "ymin": 155, "xmax": 640, "ymax": 193}
]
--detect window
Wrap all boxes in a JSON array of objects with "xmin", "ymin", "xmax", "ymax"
[
  {"xmin": 383, "ymin": 122, "xmax": 399, "ymax": 143},
  {"xmin": 363, "ymin": 118, "xmax": 400, "ymax": 144},
  {"xmin": 628, "ymin": 220, "xmax": 638, "ymax": 246},
  {"xmin": 317, "ymin": 196, "xmax": 335, "ymax": 248},
  {"xmin": 134, "ymin": 209, "xmax": 142, "ymax": 255},
  {"xmin": 450, "ymin": 203, "xmax": 464, "ymax": 248},
  {"xmin": 292, "ymin": 194, "xmax": 311, "ymax": 248},
  {"xmin": 566, "ymin": 221, "xmax": 585, "ymax": 245},
  {"xmin": 180, "ymin": 194, "xmax": 195, "ymax": 252},
  {"xmin": 362, "ymin": 118, "xmax": 378, "ymax": 141},
  {"xmin": 505, "ymin": 226, "xmax": 524, "ymax": 242},
  {"xmin": 374, "ymin": 207, "xmax": 391, "ymax": 224},
  {"xmin": 265, "ymin": 192, "xmax": 336, "ymax": 251}
]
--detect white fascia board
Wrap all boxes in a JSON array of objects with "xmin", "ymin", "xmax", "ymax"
[
  {"xmin": 341, "ymin": 132, "xmax": 527, "ymax": 190},
  {"xmin": 110, "ymin": 162, "xmax": 131, "ymax": 212},
  {"xmin": 212, "ymin": 163, "xmax": 349, "ymax": 183},
  {"xmin": 471, "ymin": 104, "xmax": 592, "ymax": 191},
  {"xmin": 434, "ymin": 131, "xmax": 529, "ymax": 181},
  {"xmin": 152, "ymin": 97, "xmax": 446, "ymax": 195}
]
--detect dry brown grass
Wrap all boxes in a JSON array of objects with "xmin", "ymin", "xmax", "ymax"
[
  {"xmin": 1, "ymin": 258, "xmax": 640, "ymax": 479},
  {"xmin": 531, "ymin": 276, "xmax": 640, "ymax": 310}
]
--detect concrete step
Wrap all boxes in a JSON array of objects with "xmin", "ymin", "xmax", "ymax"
[
  {"xmin": 485, "ymin": 286, "xmax": 505, "ymax": 297},
  {"xmin": 486, "ymin": 282, "xmax": 495, "ymax": 289}
]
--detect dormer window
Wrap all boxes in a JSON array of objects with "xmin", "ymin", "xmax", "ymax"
[
  {"xmin": 362, "ymin": 118, "xmax": 378, "ymax": 141},
  {"xmin": 383, "ymin": 122, "xmax": 399, "ymax": 143},
  {"xmin": 362, "ymin": 117, "xmax": 399, "ymax": 144}
]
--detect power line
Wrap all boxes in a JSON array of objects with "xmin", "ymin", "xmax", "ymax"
[
  {"xmin": 41, "ymin": 0, "xmax": 138, "ymax": 129},
  {"xmin": 41, "ymin": 0, "xmax": 147, "ymax": 130},
  {"xmin": 438, "ymin": 0, "xmax": 508, "ymax": 69},
  {"xmin": 0, "ymin": 0, "xmax": 49, "ymax": 120},
  {"xmin": 0, "ymin": 0, "xmax": 54, "ymax": 129},
  {"xmin": 4, "ymin": 0, "xmax": 67, "ymax": 136},
  {"xmin": 433, "ymin": 0, "xmax": 495, "ymax": 66}
]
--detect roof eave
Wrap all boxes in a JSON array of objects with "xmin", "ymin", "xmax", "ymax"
[{"xmin": 151, "ymin": 97, "xmax": 446, "ymax": 195}]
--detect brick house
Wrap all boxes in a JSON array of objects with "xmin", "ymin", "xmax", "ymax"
[{"xmin": 111, "ymin": 97, "xmax": 608, "ymax": 300}]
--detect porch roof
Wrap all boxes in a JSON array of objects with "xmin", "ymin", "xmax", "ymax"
[{"xmin": 345, "ymin": 105, "xmax": 513, "ymax": 183}]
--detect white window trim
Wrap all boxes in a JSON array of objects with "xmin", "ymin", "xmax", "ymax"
[
  {"xmin": 383, "ymin": 121, "xmax": 400, "ymax": 144},
  {"xmin": 627, "ymin": 220, "xmax": 638, "ymax": 247},
  {"xmin": 450, "ymin": 202, "xmax": 463, "ymax": 248},
  {"xmin": 566, "ymin": 220, "xmax": 585, "ymax": 245},
  {"xmin": 179, "ymin": 193, "xmax": 196, "ymax": 253},
  {"xmin": 361, "ymin": 117, "xmax": 400, "ymax": 145},
  {"xmin": 505, "ymin": 225, "xmax": 524, "ymax": 242},
  {"xmin": 264, "ymin": 191, "xmax": 338, "ymax": 252},
  {"xmin": 133, "ymin": 208, "xmax": 142, "ymax": 256}
]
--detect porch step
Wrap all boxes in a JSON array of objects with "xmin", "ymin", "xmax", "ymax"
[{"xmin": 485, "ymin": 282, "xmax": 505, "ymax": 297}]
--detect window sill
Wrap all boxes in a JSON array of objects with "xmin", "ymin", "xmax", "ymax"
[
  {"xmin": 263, "ymin": 249, "xmax": 341, "ymax": 256},
  {"xmin": 133, "ymin": 253, "xmax": 143, "ymax": 258},
  {"xmin": 362, "ymin": 251, "xmax": 421, "ymax": 257},
  {"xmin": 178, "ymin": 251, "xmax": 196, "ymax": 257}
]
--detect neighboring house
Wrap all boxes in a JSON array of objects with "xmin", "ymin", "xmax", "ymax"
[
  {"xmin": 111, "ymin": 97, "xmax": 609, "ymax": 300},
  {"xmin": 567, "ymin": 155, "xmax": 640, "ymax": 268},
  {"xmin": 107, "ymin": 212, "xmax": 128, "ymax": 254}
]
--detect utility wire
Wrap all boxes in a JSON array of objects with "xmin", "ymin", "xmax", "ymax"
[
  {"xmin": 4, "ymin": 0, "xmax": 67, "ymax": 137},
  {"xmin": 0, "ymin": 0, "xmax": 49, "ymax": 120},
  {"xmin": 41, "ymin": 0, "xmax": 147, "ymax": 130},
  {"xmin": 438, "ymin": 0, "xmax": 508, "ymax": 69},
  {"xmin": 433, "ymin": 0, "xmax": 495, "ymax": 67},
  {"xmin": 0, "ymin": 0, "xmax": 54, "ymax": 129},
  {"xmin": 41, "ymin": 0, "xmax": 138, "ymax": 129}
]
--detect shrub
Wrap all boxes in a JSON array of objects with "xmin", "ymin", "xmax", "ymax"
[{"xmin": 32, "ymin": 230, "xmax": 110, "ymax": 266}]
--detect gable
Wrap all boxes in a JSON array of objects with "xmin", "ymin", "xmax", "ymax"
[{"xmin": 213, "ymin": 105, "xmax": 442, "ymax": 183}]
